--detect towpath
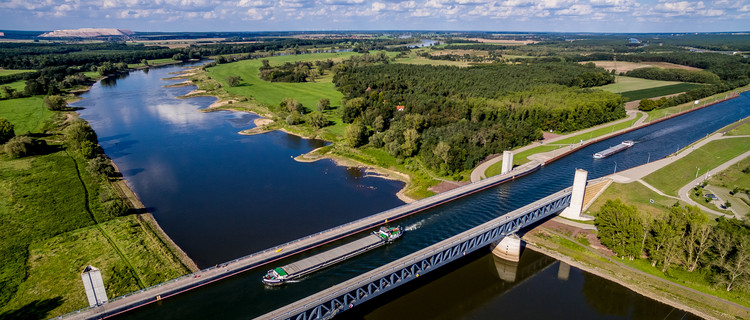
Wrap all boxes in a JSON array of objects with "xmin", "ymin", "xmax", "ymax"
[
  {"xmin": 471, "ymin": 110, "xmax": 645, "ymax": 182},
  {"xmin": 608, "ymin": 134, "xmax": 750, "ymax": 217}
]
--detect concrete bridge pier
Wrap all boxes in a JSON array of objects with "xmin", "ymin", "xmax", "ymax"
[
  {"xmin": 560, "ymin": 169, "xmax": 594, "ymax": 221},
  {"xmin": 491, "ymin": 234, "xmax": 522, "ymax": 262},
  {"xmin": 501, "ymin": 151, "xmax": 514, "ymax": 175}
]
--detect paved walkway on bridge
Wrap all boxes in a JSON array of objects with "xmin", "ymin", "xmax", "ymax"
[
  {"xmin": 63, "ymin": 155, "xmax": 541, "ymax": 320},
  {"xmin": 471, "ymin": 110, "xmax": 646, "ymax": 182}
]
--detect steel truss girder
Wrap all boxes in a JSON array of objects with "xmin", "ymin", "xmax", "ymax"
[{"xmin": 272, "ymin": 189, "xmax": 572, "ymax": 320}]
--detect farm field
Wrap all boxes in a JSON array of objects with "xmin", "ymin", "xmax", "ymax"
[
  {"xmin": 394, "ymin": 54, "xmax": 470, "ymax": 67},
  {"xmin": 587, "ymin": 61, "xmax": 702, "ymax": 73},
  {"xmin": 0, "ymin": 96, "xmax": 53, "ymax": 134},
  {"xmin": 0, "ymin": 69, "xmax": 35, "ymax": 76},
  {"xmin": 620, "ymin": 83, "xmax": 704, "ymax": 101},
  {"xmin": 206, "ymin": 51, "xmax": 358, "ymax": 109},
  {"xmin": 598, "ymin": 76, "xmax": 683, "ymax": 93}
]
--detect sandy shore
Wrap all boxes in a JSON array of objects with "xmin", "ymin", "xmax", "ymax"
[{"xmin": 294, "ymin": 146, "xmax": 416, "ymax": 203}]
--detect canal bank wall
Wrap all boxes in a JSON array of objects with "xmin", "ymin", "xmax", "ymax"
[
  {"xmin": 541, "ymin": 92, "xmax": 741, "ymax": 165},
  {"xmin": 60, "ymin": 160, "xmax": 541, "ymax": 319}
]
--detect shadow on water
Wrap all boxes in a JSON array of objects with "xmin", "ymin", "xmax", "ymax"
[
  {"xmin": 341, "ymin": 249, "xmax": 700, "ymax": 320},
  {"xmin": 0, "ymin": 297, "xmax": 64, "ymax": 320}
]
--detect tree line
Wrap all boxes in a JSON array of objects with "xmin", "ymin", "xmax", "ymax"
[
  {"xmin": 596, "ymin": 199, "xmax": 750, "ymax": 293},
  {"xmin": 333, "ymin": 62, "xmax": 622, "ymax": 174}
]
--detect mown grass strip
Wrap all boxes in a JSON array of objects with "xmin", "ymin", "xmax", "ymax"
[{"xmin": 643, "ymin": 138, "xmax": 750, "ymax": 196}]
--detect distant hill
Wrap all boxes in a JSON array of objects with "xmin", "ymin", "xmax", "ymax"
[{"xmin": 39, "ymin": 28, "xmax": 134, "ymax": 38}]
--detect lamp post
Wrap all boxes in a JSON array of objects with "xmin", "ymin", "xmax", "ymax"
[{"xmin": 695, "ymin": 167, "xmax": 700, "ymax": 178}]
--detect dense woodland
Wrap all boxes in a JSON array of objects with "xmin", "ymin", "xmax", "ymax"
[
  {"xmin": 333, "ymin": 62, "xmax": 622, "ymax": 173},
  {"xmin": 596, "ymin": 200, "xmax": 750, "ymax": 293}
]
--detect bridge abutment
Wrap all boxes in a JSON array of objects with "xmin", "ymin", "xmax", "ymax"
[{"xmin": 491, "ymin": 234, "xmax": 522, "ymax": 262}]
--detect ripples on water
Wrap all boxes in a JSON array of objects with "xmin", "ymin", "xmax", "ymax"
[{"xmin": 92, "ymin": 63, "xmax": 749, "ymax": 319}]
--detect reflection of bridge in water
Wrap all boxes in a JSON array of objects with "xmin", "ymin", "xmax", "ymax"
[
  {"xmin": 340, "ymin": 249, "xmax": 560, "ymax": 320},
  {"xmin": 258, "ymin": 188, "xmax": 574, "ymax": 319}
]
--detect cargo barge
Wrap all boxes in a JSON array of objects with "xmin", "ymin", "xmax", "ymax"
[
  {"xmin": 593, "ymin": 140, "xmax": 634, "ymax": 159},
  {"xmin": 262, "ymin": 226, "xmax": 403, "ymax": 285}
]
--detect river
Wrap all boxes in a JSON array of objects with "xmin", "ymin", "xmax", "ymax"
[
  {"xmin": 74, "ymin": 62, "xmax": 406, "ymax": 267},
  {"xmin": 74, "ymin": 62, "xmax": 750, "ymax": 319}
]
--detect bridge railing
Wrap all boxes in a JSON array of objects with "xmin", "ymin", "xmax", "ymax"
[
  {"xmin": 259, "ymin": 187, "xmax": 573, "ymax": 320},
  {"xmin": 56, "ymin": 161, "xmax": 542, "ymax": 320}
]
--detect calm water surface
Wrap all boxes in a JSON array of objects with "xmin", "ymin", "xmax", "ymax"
[
  {"xmin": 74, "ymin": 63, "xmax": 405, "ymax": 267},
  {"xmin": 80, "ymin": 63, "xmax": 750, "ymax": 319}
]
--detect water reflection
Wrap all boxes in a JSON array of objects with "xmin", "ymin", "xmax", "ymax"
[
  {"xmin": 74, "ymin": 63, "xmax": 406, "ymax": 267},
  {"xmin": 343, "ymin": 250, "xmax": 700, "ymax": 320}
]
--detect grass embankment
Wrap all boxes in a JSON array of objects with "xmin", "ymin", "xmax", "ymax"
[
  {"xmin": 578, "ymin": 182, "xmax": 750, "ymax": 312},
  {"xmin": 587, "ymin": 181, "xmax": 684, "ymax": 218},
  {"xmin": 727, "ymin": 119, "xmax": 750, "ymax": 136},
  {"xmin": 643, "ymin": 138, "xmax": 750, "ymax": 196},
  {"xmin": 485, "ymin": 116, "xmax": 638, "ymax": 176},
  {"xmin": 524, "ymin": 229, "xmax": 750, "ymax": 319},
  {"xmin": 0, "ymin": 96, "xmax": 191, "ymax": 318},
  {"xmin": 189, "ymin": 52, "xmax": 446, "ymax": 198},
  {"xmin": 645, "ymin": 84, "xmax": 750, "ymax": 122}
]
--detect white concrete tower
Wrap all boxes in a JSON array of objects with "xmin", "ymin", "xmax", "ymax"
[
  {"xmin": 501, "ymin": 151, "xmax": 514, "ymax": 175},
  {"xmin": 560, "ymin": 169, "xmax": 592, "ymax": 221},
  {"xmin": 81, "ymin": 265, "xmax": 108, "ymax": 307}
]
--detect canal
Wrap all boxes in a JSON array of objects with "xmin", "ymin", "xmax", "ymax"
[{"xmin": 74, "ymin": 63, "xmax": 750, "ymax": 319}]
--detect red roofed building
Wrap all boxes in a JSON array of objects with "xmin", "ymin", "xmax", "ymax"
[{"xmin": 396, "ymin": 105, "xmax": 405, "ymax": 112}]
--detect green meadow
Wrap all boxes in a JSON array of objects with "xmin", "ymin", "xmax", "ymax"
[{"xmin": 643, "ymin": 138, "xmax": 750, "ymax": 196}]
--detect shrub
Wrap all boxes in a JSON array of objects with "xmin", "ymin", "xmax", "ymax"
[
  {"xmin": 43, "ymin": 95, "xmax": 68, "ymax": 111},
  {"xmin": 79, "ymin": 140, "xmax": 100, "ymax": 159},
  {"xmin": 307, "ymin": 112, "xmax": 328, "ymax": 129},
  {"xmin": 102, "ymin": 199, "xmax": 129, "ymax": 217},
  {"xmin": 64, "ymin": 119, "xmax": 97, "ymax": 150},
  {"xmin": 0, "ymin": 118, "xmax": 14, "ymax": 144},
  {"xmin": 2, "ymin": 136, "xmax": 45, "ymax": 158},
  {"xmin": 316, "ymin": 98, "xmax": 330, "ymax": 111},
  {"xmin": 226, "ymin": 76, "xmax": 241, "ymax": 87},
  {"xmin": 87, "ymin": 156, "xmax": 116, "ymax": 177}
]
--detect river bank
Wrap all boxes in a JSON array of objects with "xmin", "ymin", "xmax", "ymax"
[
  {"xmin": 73, "ymin": 68, "xmax": 202, "ymax": 274},
  {"xmin": 523, "ymin": 225, "xmax": 749, "ymax": 320},
  {"xmin": 168, "ymin": 65, "xmax": 420, "ymax": 203}
]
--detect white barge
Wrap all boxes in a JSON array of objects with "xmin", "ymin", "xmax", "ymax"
[
  {"xmin": 593, "ymin": 140, "xmax": 634, "ymax": 159},
  {"xmin": 262, "ymin": 226, "xmax": 403, "ymax": 285}
]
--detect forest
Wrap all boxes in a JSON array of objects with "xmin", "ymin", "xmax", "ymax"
[
  {"xmin": 596, "ymin": 200, "xmax": 750, "ymax": 294},
  {"xmin": 333, "ymin": 62, "xmax": 622, "ymax": 173}
]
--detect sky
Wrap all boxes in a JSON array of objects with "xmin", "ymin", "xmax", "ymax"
[{"xmin": 0, "ymin": 0, "xmax": 749, "ymax": 33}]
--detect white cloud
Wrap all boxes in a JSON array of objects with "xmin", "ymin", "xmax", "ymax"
[
  {"xmin": 558, "ymin": 3, "xmax": 593, "ymax": 14},
  {"xmin": 244, "ymin": 7, "xmax": 272, "ymax": 19}
]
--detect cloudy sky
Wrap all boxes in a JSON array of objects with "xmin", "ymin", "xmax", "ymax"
[{"xmin": 1, "ymin": 0, "xmax": 749, "ymax": 33}]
